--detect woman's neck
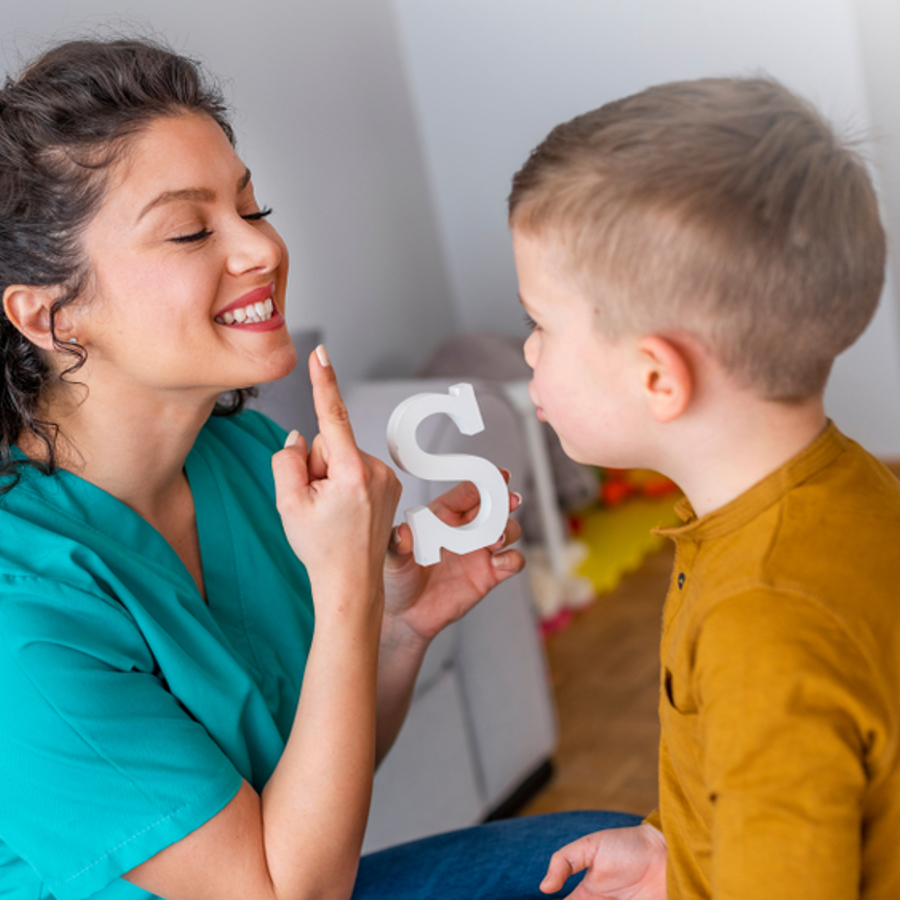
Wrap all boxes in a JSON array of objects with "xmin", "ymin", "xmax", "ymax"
[{"xmin": 25, "ymin": 382, "xmax": 219, "ymax": 525}]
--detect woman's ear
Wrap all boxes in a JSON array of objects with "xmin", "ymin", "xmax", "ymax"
[
  {"xmin": 2, "ymin": 285, "xmax": 68, "ymax": 352},
  {"xmin": 638, "ymin": 335, "xmax": 693, "ymax": 423}
]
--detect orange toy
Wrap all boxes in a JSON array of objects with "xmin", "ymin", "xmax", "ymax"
[{"xmin": 598, "ymin": 468, "xmax": 678, "ymax": 507}]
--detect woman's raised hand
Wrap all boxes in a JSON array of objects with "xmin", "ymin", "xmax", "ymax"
[
  {"xmin": 129, "ymin": 348, "xmax": 401, "ymax": 900},
  {"xmin": 271, "ymin": 345, "xmax": 401, "ymax": 607}
]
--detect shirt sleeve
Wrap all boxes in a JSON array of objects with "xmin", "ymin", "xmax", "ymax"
[
  {"xmin": 0, "ymin": 577, "xmax": 243, "ymax": 900},
  {"xmin": 694, "ymin": 589, "xmax": 880, "ymax": 900}
]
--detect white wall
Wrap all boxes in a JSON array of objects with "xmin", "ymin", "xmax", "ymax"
[
  {"xmin": 853, "ymin": 0, "xmax": 900, "ymax": 269},
  {"xmin": 391, "ymin": 0, "xmax": 900, "ymax": 456},
  {"xmin": 5, "ymin": 0, "xmax": 900, "ymax": 452},
  {"xmin": 1, "ymin": 0, "xmax": 457, "ymax": 382}
]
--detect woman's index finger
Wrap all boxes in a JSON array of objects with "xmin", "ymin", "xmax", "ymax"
[{"xmin": 308, "ymin": 345, "xmax": 358, "ymax": 458}]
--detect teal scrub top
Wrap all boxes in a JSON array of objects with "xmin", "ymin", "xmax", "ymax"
[{"xmin": 0, "ymin": 411, "xmax": 315, "ymax": 900}]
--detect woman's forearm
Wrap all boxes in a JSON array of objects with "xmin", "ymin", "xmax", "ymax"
[
  {"xmin": 126, "ymin": 352, "xmax": 401, "ymax": 900},
  {"xmin": 374, "ymin": 614, "xmax": 431, "ymax": 764},
  {"xmin": 261, "ymin": 591, "xmax": 383, "ymax": 899},
  {"xmin": 126, "ymin": 583, "xmax": 384, "ymax": 900}
]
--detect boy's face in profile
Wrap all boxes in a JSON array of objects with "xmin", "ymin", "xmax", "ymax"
[{"xmin": 513, "ymin": 227, "xmax": 646, "ymax": 469}]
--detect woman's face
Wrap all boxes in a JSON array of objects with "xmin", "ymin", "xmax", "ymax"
[{"xmin": 71, "ymin": 112, "xmax": 295, "ymax": 403}]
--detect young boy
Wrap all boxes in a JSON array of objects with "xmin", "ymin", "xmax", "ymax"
[{"xmin": 510, "ymin": 78, "xmax": 900, "ymax": 899}]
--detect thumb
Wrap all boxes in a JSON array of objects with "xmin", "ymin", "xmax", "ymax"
[
  {"xmin": 540, "ymin": 838, "xmax": 595, "ymax": 894},
  {"xmin": 387, "ymin": 523, "xmax": 415, "ymax": 562},
  {"xmin": 541, "ymin": 853, "xmax": 577, "ymax": 894},
  {"xmin": 272, "ymin": 431, "xmax": 311, "ymax": 513},
  {"xmin": 308, "ymin": 433, "xmax": 330, "ymax": 482}
]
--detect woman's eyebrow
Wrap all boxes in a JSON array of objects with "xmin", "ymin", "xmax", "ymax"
[
  {"xmin": 137, "ymin": 169, "xmax": 253, "ymax": 222},
  {"xmin": 137, "ymin": 187, "xmax": 214, "ymax": 221}
]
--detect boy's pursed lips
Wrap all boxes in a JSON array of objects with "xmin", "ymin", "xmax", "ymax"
[{"xmin": 528, "ymin": 386, "xmax": 546, "ymax": 421}]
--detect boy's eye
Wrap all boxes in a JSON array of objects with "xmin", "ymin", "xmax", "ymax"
[
  {"xmin": 523, "ymin": 313, "xmax": 538, "ymax": 330},
  {"xmin": 242, "ymin": 206, "xmax": 274, "ymax": 222}
]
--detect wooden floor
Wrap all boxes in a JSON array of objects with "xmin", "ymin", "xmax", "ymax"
[{"xmin": 520, "ymin": 544, "xmax": 674, "ymax": 818}]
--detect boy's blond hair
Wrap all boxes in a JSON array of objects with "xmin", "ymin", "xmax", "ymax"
[{"xmin": 509, "ymin": 77, "xmax": 886, "ymax": 401}]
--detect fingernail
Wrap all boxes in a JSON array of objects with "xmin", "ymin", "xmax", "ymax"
[
  {"xmin": 391, "ymin": 527, "xmax": 402, "ymax": 548},
  {"xmin": 315, "ymin": 344, "xmax": 330, "ymax": 368},
  {"xmin": 491, "ymin": 552, "xmax": 509, "ymax": 568},
  {"xmin": 284, "ymin": 429, "xmax": 300, "ymax": 448},
  {"xmin": 512, "ymin": 491, "xmax": 523, "ymax": 507}
]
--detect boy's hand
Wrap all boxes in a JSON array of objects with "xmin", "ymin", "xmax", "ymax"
[{"xmin": 541, "ymin": 824, "xmax": 667, "ymax": 900}]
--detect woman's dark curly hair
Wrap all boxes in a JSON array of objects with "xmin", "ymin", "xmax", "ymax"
[{"xmin": 0, "ymin": 37, "xmax": 255, "ymax": 493}]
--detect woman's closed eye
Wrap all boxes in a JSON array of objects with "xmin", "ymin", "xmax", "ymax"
[
  {"xmin": 242, "ymin": 206, "xmax": 273, "ymax": 223},
  {"xmin": 170, "ymin": 228, "xmax": 213, "ymax": 244},
  {"xmin": 169, "ymin": 208, "xmax": 273, "ymax": 244},
  {"xmin": 523, "ymin": 312, "xmax": 538, "ymax": 330}
]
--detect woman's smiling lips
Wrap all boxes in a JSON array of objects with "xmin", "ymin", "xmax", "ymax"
[{"xmin": 214, "ymin": 282, "xmax": 285, "ymax": 331}]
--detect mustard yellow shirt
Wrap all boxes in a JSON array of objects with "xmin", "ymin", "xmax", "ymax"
[{"xmin": 645, "ymin": 423, "xmax": 900, "ymax": 899}]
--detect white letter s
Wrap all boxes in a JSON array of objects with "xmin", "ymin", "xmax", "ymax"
[{"xmin": 386, "ymin": 383, "xmax": 508, "ymax": 566}]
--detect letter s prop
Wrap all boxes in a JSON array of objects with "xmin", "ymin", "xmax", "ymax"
[{"xmin": 386, "ymin": 383, "xmax": 509, "ymax": 566}]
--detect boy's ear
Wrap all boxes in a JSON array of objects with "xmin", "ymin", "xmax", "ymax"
[
  {"xmin": 2, "ymin": 285, "xmax": 69, "ymax": 352},
  {"xmin": 638, "ymin": 335, "xmax": 693, "ymax": 423}
]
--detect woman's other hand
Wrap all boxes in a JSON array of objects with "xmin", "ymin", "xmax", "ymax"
[
  {"xmin": 271, "ymin": 345, "xmax": 401, "ymax": 610},
  {"xmin": 374, "ymin": 474, "xmax": 525, "ymax": 761},
  {"xmin": 382, "ymin": 471, "xmax": 525, "ymax": 644}
]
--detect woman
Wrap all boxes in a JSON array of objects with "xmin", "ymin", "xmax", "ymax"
[{"xmin": 0, "ymin": 37, "xmax": 639, "ymax": 900}]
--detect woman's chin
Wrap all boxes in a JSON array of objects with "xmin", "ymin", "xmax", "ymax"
[{"xmin": 249, "ymin": 338, "xmax": 299, "ymax": 387}]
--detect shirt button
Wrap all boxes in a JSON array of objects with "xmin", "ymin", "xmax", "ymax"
[{"xmin": 678, "ymin": 572, "xmax": 686, "ymax": 589}]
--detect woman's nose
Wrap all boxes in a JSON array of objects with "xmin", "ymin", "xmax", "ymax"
[{"xmin": 226, "ymin": 217, "xmax": 283, "ymax": 276}]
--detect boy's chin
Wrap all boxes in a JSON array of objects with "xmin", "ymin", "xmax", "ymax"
[
  {"xmin": 558, "ymin": 434, "xmax": 631, "ymax": 470},
  {"xmin": 556, "ymin": 436, "xmax": 599, "ymax": 467}
]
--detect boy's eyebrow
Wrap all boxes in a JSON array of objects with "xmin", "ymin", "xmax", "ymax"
[{"xmin": 137, "ymin": 167, "xmax": 253, "ymax": 222}]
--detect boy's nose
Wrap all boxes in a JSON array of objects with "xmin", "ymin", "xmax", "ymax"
[{"xmin": 523, "ymin": 332, "xmax": 538, "ymax": 369}]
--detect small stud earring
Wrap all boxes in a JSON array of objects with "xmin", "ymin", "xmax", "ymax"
[{"xmin": 68, "ymin": 337, "xmax": 78, "ymax": 345}]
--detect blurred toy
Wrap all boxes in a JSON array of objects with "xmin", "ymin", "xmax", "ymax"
[{"xmin": 597, "ymin": 468, "xmax": 679, "ymax": 508}]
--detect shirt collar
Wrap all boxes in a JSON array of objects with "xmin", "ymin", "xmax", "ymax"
[{"xmin": 655, "ymin": 421, "xmax": 847, "ymax": 543}]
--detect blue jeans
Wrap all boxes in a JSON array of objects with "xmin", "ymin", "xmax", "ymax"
[{"xmin": 352, "ymin": 810, "xmax": 643, "ymax": 899}]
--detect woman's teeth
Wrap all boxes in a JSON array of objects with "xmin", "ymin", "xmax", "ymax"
[{"xmin": 216, "ymin": 297, "xmax": 274, "ymax": 325}]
